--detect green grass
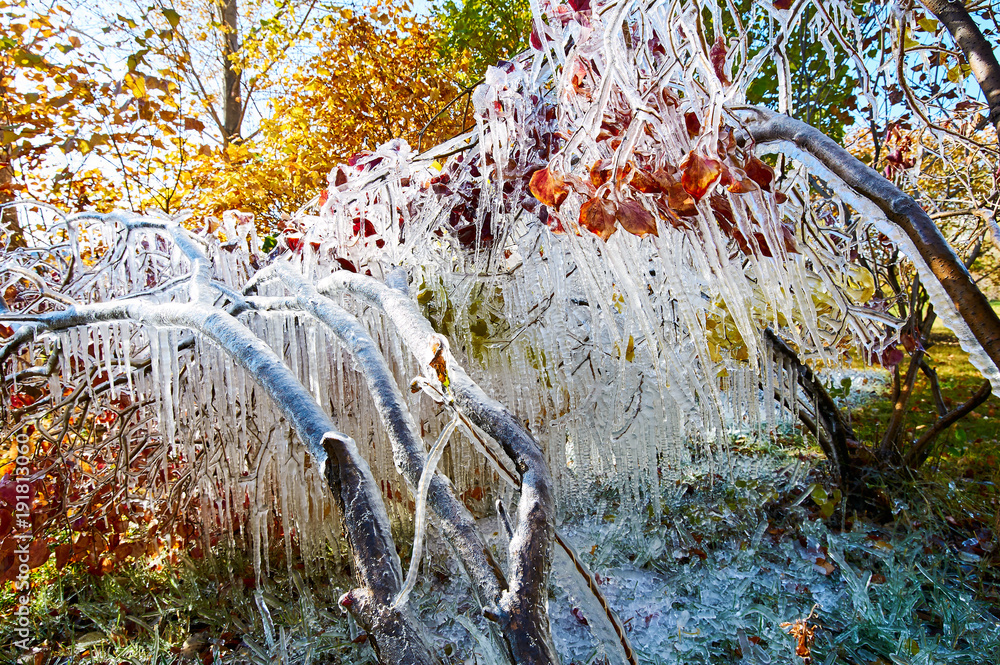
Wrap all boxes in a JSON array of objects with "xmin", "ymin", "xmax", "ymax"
[
  {"xmin": 845, "ymin": 341, "xmax": 1000, "ymax": 479},
  {"xmin": 0, "ymin": 549, "xmax": 370, "ymax": 664}
]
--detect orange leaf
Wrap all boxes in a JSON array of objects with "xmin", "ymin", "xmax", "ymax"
[
  {"xmin": 428, "ymin": 337, "xmax": 449, "ymax": 387},
  {"xmin": 668, "ymin": 181, "xmax": 698, "ymax": 217},
  {"xmin": 579, "ymin": 198, "xmax": 618, "ymax": 240},
  {"xmin": 616, "ymin": 200, "xmax": 657, "ymax": 238},
  {"xmin": 680, "ymin": 152, "xmax": 721, "ymax": 201},
  {"xmin": 529, "ymin": 167, "xmax": 569, "ymax": 210},
  {"xmin": 589, "ymin": 160, "xmax": 611, "ymax": 188}
]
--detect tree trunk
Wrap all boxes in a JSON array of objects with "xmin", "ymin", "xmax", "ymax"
[
  {"xmin": 218, "ymin": 0, "xmax": 242, "ymax": 144},
  {"xmin": 0, "ymin": 147, "xmax": 25, "ymax": 248}
]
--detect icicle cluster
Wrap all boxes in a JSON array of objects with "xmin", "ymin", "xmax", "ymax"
[
  {"xmin": 285, "ymin": 0, "xmax": 905, "ymax": 512},
  {"xmin": 3, "ymin": 0, "xmax": 990, "ymax": 552}
]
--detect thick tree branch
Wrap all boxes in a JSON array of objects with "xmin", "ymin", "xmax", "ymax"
[
  {"xmin": 765, "ymin": 329, "xmax": 854, "ymax": 485},
  {"xmin": 260, "ymin": 263, "xmax": 508, "ymax": 616},
  {"xmin": 319, "ymin": 270, "xmax": 559, "ymax": 665}
]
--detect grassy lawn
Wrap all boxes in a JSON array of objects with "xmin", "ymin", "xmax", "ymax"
[{"xmin": 846, "ymin": 340, "xmax": 1000, "ymax": 481}]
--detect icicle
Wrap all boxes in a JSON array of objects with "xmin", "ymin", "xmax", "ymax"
[
  {"xmin": 392, "ymin": 414, "xmax": 459, "ymax": 609},
  {"xmin": 102, "ymin": 324, "xmax": 116, "ymax": 400},
  {"xmin": 155, "ymin": 328, "xmax": 176, "ymax": 449}
]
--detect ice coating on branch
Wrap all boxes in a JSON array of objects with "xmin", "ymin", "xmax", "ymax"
[{"xmin": 1, "ymin": 2, "xmax": 911, "ymax": 535}]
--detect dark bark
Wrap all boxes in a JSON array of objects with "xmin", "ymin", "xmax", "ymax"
[
  {"xmin": 746, "ymin": 109, "xmax": 1000, "ymax": 381},
  {"xmin": 919, "ymin": 357, "xmax": 949, "ymax": 417},
  {"xmin": 765, "ymin": 329, "xmax": 855, "ymax": 486},
  {"xmin": 0, "ymin": 150, "xmax": 26, "ymax": 248},
  {"xmin": 904, "ymin": 379, "xmax": 992, "ymax": 468},
  {"xmin": 920, "ymin": 0, "xmax": 1000, "ymax": 133},
  {"xmin": 218, "ymin": 0, "xmax": 242, "ymax": 143}
]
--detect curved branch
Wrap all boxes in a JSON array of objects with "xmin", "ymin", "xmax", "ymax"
[
  {"xmin": 319, "ymin": 270, "xmax": 559, "ymax": 665},
  {"xmin": 744, "ymin": 108, "xmax": 1000, "ymax": 388},
  {"xmin": 3, "ymin": 298, "xmax": 440, "ymax": 665},
  {"xmin": 765, "ymin": 329, "xmax": 854, "ymax": 486},
  {"xmin": 263, "ymin": 264, "xmax": 508, "ymax": 614},
  {"xmin": 905, "ymin": 379, "xmax": 992, "ymax": 468}
]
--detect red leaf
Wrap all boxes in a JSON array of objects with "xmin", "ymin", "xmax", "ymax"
[
  {"xmin": 773, "ymin": 0, "xmax": 793, "ymax": 9},
  {"xmin": 880, "ymin": 346, "xmax": 905, "ymax": 367},
  {"xmin": 616, "ymin": 200, "xmax": 657, "ymax": 238},
  {"xmin": 530, "ymin": 29, "xmax": 542, "ymax": 50},
  {"xmin": 579, "ymin": 198, "xmax": 618, "ymax": 241},
  {"xmin": 629, "ymin": 168, "xmax": 666, "ymax": 194},
  {"xmin": 680, "ymin": 152, "xmax": 722, "ymax": 201},
  {"xmin": 27, "ymin": 539, "xmax": 50, "ymax": 569},
  {"xmin": 710, "ymin": 195, "xmax": 735, "ymax": 235},
  {"xmin": 333, "ymin": 166, "xmax": 348, "ymax": 187},
  {"xmin": 710, "ymin": 36, "xmax": 730, "ymax": 86},
  {"xmin": 751, "ymin": 232, "xmax": 773, "ymax": 258},
  {"xmin": 781, "ymin": 222, "xmax": 799, "ymax": 254},
  {"xmin": 529, "ymin": 167, "xmax": 570, "ymax": 210},
  {"xmin": 684, "ymin": 112, "xmax": 702, "ymax": 137},
  {"xmin": 55, "ymin": 542, "xmax": 72, "ymax": 571},
  {"xmin": 744, "ymin": 156, "xmax": 775, "ymax": 191}
]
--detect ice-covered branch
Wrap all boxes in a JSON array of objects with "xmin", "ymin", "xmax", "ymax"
[
  {"xmin": 259, "ymin": 263, "xmax": 508, "ymax": 614},
  {"xmin": 319, "ymin": 270, "xmax": 559, "ymax": 665},
  {"xmin": 0, "ymin": 281, "xmax": 440, "ymax": 665},
  {"xmin": 744, "ymin": 107, "xmax": 1000, "ymax": 391}
]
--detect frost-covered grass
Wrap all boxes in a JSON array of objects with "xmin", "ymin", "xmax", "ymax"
[
  {"xmin": 4, "ymin": 445, "xmax": 1000, "ymax": 664},
  {"xmin": 549, "ymin": 451, "xmax": 1000, "ymax": 664}
]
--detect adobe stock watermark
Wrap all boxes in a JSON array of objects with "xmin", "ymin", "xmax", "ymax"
[{"xmin": 11, "ymin": 427, "xmax": 34, "ymax": 654}]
